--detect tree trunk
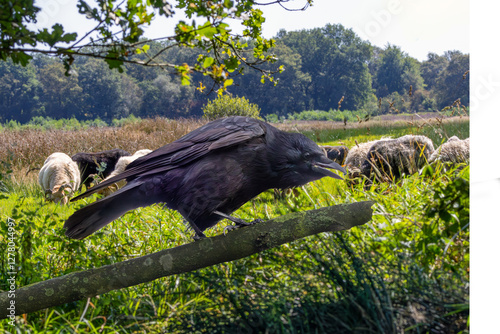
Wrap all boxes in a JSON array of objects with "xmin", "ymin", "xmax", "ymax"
[{"xmin": 0, "ymin": 201, "xmax": 373, "ymax": 319}]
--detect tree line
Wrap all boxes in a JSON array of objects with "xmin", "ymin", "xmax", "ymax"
[{"xmin": 0, "ymin": 24, "xmax": 469, "ymax": 124}]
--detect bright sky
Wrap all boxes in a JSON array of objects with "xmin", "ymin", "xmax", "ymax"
[
  {"xmin": 35, "ymin": 0, "xmax": 469, "ymax": 61},
  {"xmin": 259, "ymin": 0, "xmax": 470, "ymax": 61}
]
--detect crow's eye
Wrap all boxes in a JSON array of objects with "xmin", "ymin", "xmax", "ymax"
[{"xmin": 304, "ymin": 152, "xmax": 311, "ymax": 159}]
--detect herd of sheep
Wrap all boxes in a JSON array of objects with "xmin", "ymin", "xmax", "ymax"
[
  {"xmin": 38, "ymin": 148, "xmax": 151, "ymax": 204},
  {"xmin": 322, "ymin": 134, "xmax": 470, "ymax": 185},
  {"xmin": 38, "ymin": 134, "xmax": 469, "ymax": 205}
]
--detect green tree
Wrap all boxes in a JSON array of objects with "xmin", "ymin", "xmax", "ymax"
[
  {"xmin": 278, "ymin": 24, "xmax": 374, "ymax": 111},
  {"xmin": 139, "ymin": 74, "xmax": 197, "ymax": 118},
  {"xmin": 435, "ymin": 51, "xmax": 469, "ymax": 108},
  {"xmin": 410, "ymin": 89, "xmax": 437, "ymax": 113},
  {"xmin": 37, "ymin": 62, "xmax": 83, "ymax": 119},
  {"xmin": 375, "ymin": 45, "xmax": 423, "ymax": 98},
  {"xmin": 402, "ymin": 56, "xmax": 424, "ymax": 94},
  {"xmin": 379, "ymin": 91, "xmax": 411, "ymax": 114},
  {"xmin": 0, "ymin": 59, "xmax": 41, "ymax": 122},
  {"xmin": 117, "ymin": 74, "xmax": 143, "ymax": 119},
  {"xmin": 0, "ymin": 1, "xmax": 73, "ymax": 66},
  {"xmin": 76, "ymin": 58, "xmax": 124, "ymax": 121},
  {"xmin": 0, "ymin": 0, "xmax": 299, "ymax": 91},
  {"xmin": 367, "ymin": 45, "xmax": 384, "ymax": 79},
  {"xmin": 230, "ymin": 41, "xmax": 311, "ymax": 117},
  {"xmin": 421, "ymin": 52, "xmax": 448, "ymax": 91},
  {"xmin": 75, "ymin": 57, "xmax": 143, "ymax": 121}
]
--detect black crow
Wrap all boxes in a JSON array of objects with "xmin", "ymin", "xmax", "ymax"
[{"xmin": 64, "ymin": 116, "xmax": 345, "ymax": 240}]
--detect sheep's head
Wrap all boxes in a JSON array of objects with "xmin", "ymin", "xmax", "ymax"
[
  {"xmin": 346, "ymin": 165, "xmax": 362, "ymax": 180},
  {"xmin": 98, "ymin": 180, "xmax": 125, "ymax": 197},
  {"xmin": 49, "ymin": 184, "xmax": 73, "ymax": 205}
]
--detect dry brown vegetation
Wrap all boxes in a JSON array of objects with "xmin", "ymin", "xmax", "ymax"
[{"xmin": 0, "ymin": 117, "xmax": 205, "ymax": 184}]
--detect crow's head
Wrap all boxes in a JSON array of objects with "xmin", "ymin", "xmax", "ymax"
[{"xmin": 272, "ymin": 132, "xmax": 346, "ymax": 188}]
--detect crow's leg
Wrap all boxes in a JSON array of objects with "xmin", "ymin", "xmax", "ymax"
[
  {"xmin": 192, "ymin": 233, "xmax": 206, "ymax": 241},
  {"xmin": 214, "ymin": 210, "xmax": 263, "ymax": 226},
  {"xmin": 187, "ymin": 221, "xmax": 206, "ymax": 241},
  {"xmin": 213, "ymin": 210, "xmax": 264, "ymax": 235}
]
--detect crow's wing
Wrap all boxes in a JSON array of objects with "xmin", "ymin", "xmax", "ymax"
[{"xmin": 71, "ymin": 116, "xmax": 266, "ymax": 201}]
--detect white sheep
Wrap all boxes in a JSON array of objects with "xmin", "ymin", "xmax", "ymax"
[
  {"xmin": 38, "ymin": 152, "xmax": 81, "ymax": 205},
  {"xmin": 429, "ymin": 136, "xmax": 469, "ymax": 166},
  {"xmin": 98, "ymin": 149, "xmax": 152, "ymax": 196}
]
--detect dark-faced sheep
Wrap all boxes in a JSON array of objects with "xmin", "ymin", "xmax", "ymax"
[
  {"xmin": 321, "ymin": 145, "xmax": 349, "ymax": 165},
  {"xmin": 98, "ymin": 149, "xmax": 152, "ymax": 196},
  {"xmin": 429, "ymin": 136, "xmax": 469, "ymax": 167},
  {"xmin": 71, "ymin": 149, "xmax": 131, "ymax": 187},
  {"xmin": 344, "ymin": 140, "xmax": 382, "ymax": 179},
  {"xmin": 38, "ymin": 152, "xmax": 81, "ymax": 205},
  {"xmin": 361, "ymin": 135, "xmax": 435, "ymax": 182}
]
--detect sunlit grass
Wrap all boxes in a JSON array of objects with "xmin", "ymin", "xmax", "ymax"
[{"xmin": 0, "ymin": 117, "xmax": 469, "ymax": 333}]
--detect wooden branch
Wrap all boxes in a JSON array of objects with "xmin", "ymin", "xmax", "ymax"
[{"xmin": 0, "ymin": 201, "xmax": 373, "ymax": 319}]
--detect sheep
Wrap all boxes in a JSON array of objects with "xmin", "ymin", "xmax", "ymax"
[
  {"xmin": 360, "ymin": 135, "xmax": 435, "ymax": 182},
  {"xmin": 446, "ymin": 135, "xmax": 460, "ymax": 142},
  {"xmin": 71, "ymin": 149, "xmax": 131, "ymax": 188},
  {"xmin": 321, "ymin": 145, "xmax": 349, "ymax": 165},
  {"xmin": 38, "ymin": 152, "xmax": 81, "ymax": 205},
  {"xmin": 428, "ymin": 136, "xmax": 469, "ymax": 167},
  {"xmin": 344, "ymin": 140, "xmax": 382, "ymax": 179},
  {"xmin": 98, "ymin": 149, "xmax": 152, "ymax": 196}
]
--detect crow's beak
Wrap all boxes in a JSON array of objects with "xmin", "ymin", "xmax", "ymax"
[{"xmin": 312, "ymin": 157, "xmax": 346, "ymax": 180}]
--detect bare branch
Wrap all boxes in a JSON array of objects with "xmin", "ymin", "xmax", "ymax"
[
  {"xmin": 255, "ymin": 0, "xmax": 311, "ymax": 11},
  {"xmin": 0, "ymin": 47, "xmax": 179, "ymax": 69}
]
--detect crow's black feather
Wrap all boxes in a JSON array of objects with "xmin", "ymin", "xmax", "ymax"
[{"xmin": 65, "ymin": 116, "xmax": 345, "ymax": 240}]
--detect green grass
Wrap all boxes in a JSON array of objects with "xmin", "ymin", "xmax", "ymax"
[
  {"xmin": 304, "ymin": 117, "xmax": 469, "ymax": 147},
  {"xmin": 0, "ymin": 120, "xmax": 469, "ymax": 333}
]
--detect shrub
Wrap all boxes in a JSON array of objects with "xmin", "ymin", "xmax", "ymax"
[
  {"xmin": 379, "ymin": 92, "xmax": 411, "ymax": 114},
  {"xmin": 111, "ymin": 114, "xmax": 141, "ymax": 127},
  {"xmin": 287, "ymin": 109, "xmax": 371, "ymax": 123},
  {"xmin": 202, "ymin": 94, "xmax": 261, "ymax": 120}
]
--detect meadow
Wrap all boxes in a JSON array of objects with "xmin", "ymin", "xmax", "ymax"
[{"xmin": 0, "ymin": 115, "xmax": 469, "ymax": 333}]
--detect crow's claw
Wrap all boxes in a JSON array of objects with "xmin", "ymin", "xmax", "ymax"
[
  {"xmin": 223, "ymin": 225, "xmax": 237, "ymax": 236},
  {"xmin": 223, "ymin": 218, "xmax": 264, "ymax": 236},
  {"xmin": 236, "ymin": 218, "xmax": 264, "ymax": 227}
]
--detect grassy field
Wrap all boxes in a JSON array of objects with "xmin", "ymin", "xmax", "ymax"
[{"xmin": 0, "ymin": 116, "xmax": 469, "ymax": 333}]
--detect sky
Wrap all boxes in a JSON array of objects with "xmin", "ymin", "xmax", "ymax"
[
  {"xmin": 34, "ymin": 0, "xmax": 469, "ymax": 61},
  {"xmin": 258, "ymin": 0, "xmax": 470, "ymax": 61}
]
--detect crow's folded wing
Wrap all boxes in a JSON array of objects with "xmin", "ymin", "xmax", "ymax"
[{"xmin": 71, "ymin": 116, "xmax": 266, "ymax": 201}]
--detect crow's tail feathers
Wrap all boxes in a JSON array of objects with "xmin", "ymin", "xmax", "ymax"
[{"xmin": 64, "ymin": 183, "xmax": 150, "ymax": 239}]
